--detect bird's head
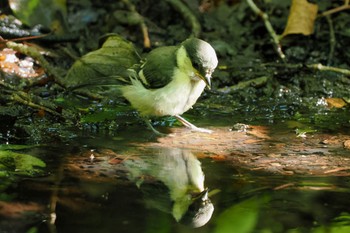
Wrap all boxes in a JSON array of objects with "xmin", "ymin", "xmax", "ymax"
[
  {"xmin": 178, "ymin": 188, "xmax": 214, "ymax": 228},
  {"xmin": 181, "ymin": 38, "xmax": 218, "ymax": 89}
]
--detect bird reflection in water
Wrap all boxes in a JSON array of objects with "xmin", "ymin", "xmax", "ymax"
[{"xmin": 123, "ymin": 148, "xmax": 214, "ymax": 228}]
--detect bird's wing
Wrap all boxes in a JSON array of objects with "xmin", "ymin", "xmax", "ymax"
[{"xmin": 140, "ymin": 46, "xmax": 178, "ymax": 89}]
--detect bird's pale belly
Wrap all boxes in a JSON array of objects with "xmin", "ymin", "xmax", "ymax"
[{"xmin": 121, "ymin": 75, "xmax": 206, "ymax": 117}]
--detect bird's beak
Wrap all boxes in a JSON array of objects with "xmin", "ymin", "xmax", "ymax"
[
  {"xmin": 192, "ymin": 188, "xmax": 209, "ymax": 202},
  {"xmin": 196, "ymin": 71, "xmax": 212, "ymax": 90}
]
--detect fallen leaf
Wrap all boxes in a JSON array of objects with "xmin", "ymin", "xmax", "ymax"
[
  {"xmin": 281, "ymin": 0, "xmax": 318, "ymax": 37},
  {"xmin": 326, "ymin": 98, "xmax": 347, "ymax": 108}
]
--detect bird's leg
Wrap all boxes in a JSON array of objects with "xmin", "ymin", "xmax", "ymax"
[
  {"xmin": 144, "ymin": 119, "xmax": 167, "ymax": 136},
  {"xmin": 175, "ymin": 115, "xmax": 212, "ymax": 133}
]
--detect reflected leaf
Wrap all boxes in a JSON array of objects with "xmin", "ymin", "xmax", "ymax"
[
  {"xmin": 312, "ymin": 225, "xmax": 350, "ymax": 233},
  {"xmin": 0, "ymin": 144, "xmax": 38, "ymax": 150},
  {"xmin": 0, "ymin": 150, "xmax": 46, "ymax": 176},
  {"xmin": 214, "ymin": 196, "xmax": 269, "ymax": 233}
]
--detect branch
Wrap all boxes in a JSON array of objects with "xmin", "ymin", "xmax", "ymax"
[
  {"xmin": 306, "ymin": 63, "xmax": 350, "ymax": 76},
  {"xmin": 0, "ymin": 80, "xmax": 61, "ymax": 116},
  {"xmin": 246, "ymin": 0, "xmax": 286, "ymax": 61},
  {"xmin": 319, "ymin": 0, "xmax": 350, "ymax": 17},
  {"xmin": 217, "ymin": 76, "xmax": 270, "ymax": 94},
  {"xmin": 262, "ymin": 62, "xmax": 350, "ymax": 76},
  {"xmin": 165, "ymin": 0, "xmax": 201, "ymax": 37},
  {"xmin": 10, "ymin": 92, "xmax": 62, "ymax": 117},
  {"xmin": 325, "ymin": 15, "xmax": 336, "ymax": 65},
  {"xmin": 120, "ymin": 0, "xmax": 151, "ymax": 48}
]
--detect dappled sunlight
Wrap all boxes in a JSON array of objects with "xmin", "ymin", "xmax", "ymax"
[{"xmin": 141, "ymin": 124, "xmax": 350, "ymax": 176}]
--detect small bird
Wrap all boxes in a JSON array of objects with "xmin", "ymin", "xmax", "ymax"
[
  {"xmin": 120, "ymin": 38, "xmax": 218, "ymax": 134},
  {"xmin": 66, "ymin": 36, "xmax": 218, "ymax": 135},
  {"xmin": 123, "ymin": 148, "xmax": 214, "ymax": 228}
]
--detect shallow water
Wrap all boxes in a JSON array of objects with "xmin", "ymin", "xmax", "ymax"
[{"xmin": 1, "ymin": 118, "xmax": 350, "ymax": 233}]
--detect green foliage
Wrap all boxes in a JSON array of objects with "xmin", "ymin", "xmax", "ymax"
[
  {"xmin": 26, "ymin": 227, "xmax": 39, "ymax": 233},
  {"xmin": 80, "ymin": 106, "xmax": 132, "ymax": 123},
  {"xmin": 311, "ymin": 212, "xmax": 350, "ymax": 233},
  {"xmin": 8, "ymin": 0, "xmax": 67, "ymax": 31},
  {"xmin": 64, "ymin": 34, "xmax": 140, "ymax": 93},
  {"xmin": 0, "ymin": 149, "xmax": 46, "ymax": 176},
  {"xmin": 214, "ymin": 196, "xmax": 270, "ymax": 233},
  {"xmin": 0, "ymin": 144, "xmax": 46, "ymax": 200},
  {"xmin": 0, "ymin": 144, "xmax": 39, "ymax": 150},
  {"xmin": 0, "ymin": 105, "xmax": 24, "ymax": 117}
]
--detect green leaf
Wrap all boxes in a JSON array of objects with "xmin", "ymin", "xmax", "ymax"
[{"xmin": 64, "ymin": 35, "xmax": 139, "ymax": 93}]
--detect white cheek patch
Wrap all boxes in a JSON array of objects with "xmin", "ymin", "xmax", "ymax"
[{"xmin": 138, "ymin": 69, "xmax": 149, "ymax": 86}]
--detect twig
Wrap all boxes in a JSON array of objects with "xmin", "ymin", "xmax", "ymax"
[
  {"xmin": 263, "ymin": 62, "xmax": 350, "ymax": 76},
  {"xmin": 120, "ymin": 0, "xmax": 151, "ymax": 48},
  {"xmin": 246, "ymin": 0, "xmax": 286, "ymax": 61},
  {"xmin": 324, "ymin": 167, "xmax": 350, "ymax": 174},
  {"xmin": 319, "ymin": 0, "xmax": 350, "ymax": 17},
  {"xmin": 217, "ymin": 76, "xmax": 269, "ymax": 93},
  {"xmin": 274, "ymin": 183, "xmax": 295, "ymax": 190},
  {"xmin": 10, "ymin": 92, "xmax": 61, "ymax": 117},
  {"xmin": 261, "ymin": 62, "xmax": 303, "ymax": 69},
  {"xmin": 165, "ymin": 0, "xmax": 201, "ymax": 37},
  {"xmin": 0, "ymin": 33, "xmax": 51, "ymax": 43},
  {"xmin": 325, "ymin": 15, "xmax": 336, "ymax": 65},
  {"xmin": 307, "ymin": 63, "xmax": 350, "ymax": 76},
  {"xmin": 0, "ymin": 80, "xmax": 17, "ymax": 91}
]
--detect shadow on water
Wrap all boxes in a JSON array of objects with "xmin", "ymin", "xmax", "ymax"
[{"xmin": 1, "ymin": 121, "xmax": 350, "ymax": 233}]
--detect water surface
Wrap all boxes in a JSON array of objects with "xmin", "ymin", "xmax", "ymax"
[{"xmin": 1, "ymin": 119, "xmax": 350, "ymax": 233}]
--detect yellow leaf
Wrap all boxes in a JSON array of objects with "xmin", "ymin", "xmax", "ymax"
[
  {"xmin": 326, "ymin": 98, "xmax": 347, "ymax": 108},
  {"xmin": 281, "ymin": 0, "xmax": 318, "ymax": 37}
]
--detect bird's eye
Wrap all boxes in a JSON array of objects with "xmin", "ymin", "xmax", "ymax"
[{"xmin": 192, "ymin": 61, "xmax": 200, "ymax": 71}]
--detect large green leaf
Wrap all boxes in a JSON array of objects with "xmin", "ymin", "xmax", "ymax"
[{"xmin": 64, "ymin": 35, "xmax": 140, "ymax": 94}]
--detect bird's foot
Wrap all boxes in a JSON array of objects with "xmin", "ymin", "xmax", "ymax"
[
  {"xmin": 190, "ymin": 126, "xmax": 213, "ymax": 133},
  {"xmin": 175, "ymin": 115, "xmax": 212, "ymax": 133},
  {"xmin": 144, "ymin": 119, "xmax": 168, "ymax": 136}
]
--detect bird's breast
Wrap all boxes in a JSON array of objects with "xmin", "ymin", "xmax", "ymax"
[{"xmin": 121, "ymin": 70, "xmax": 206, "ymax": 117}]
